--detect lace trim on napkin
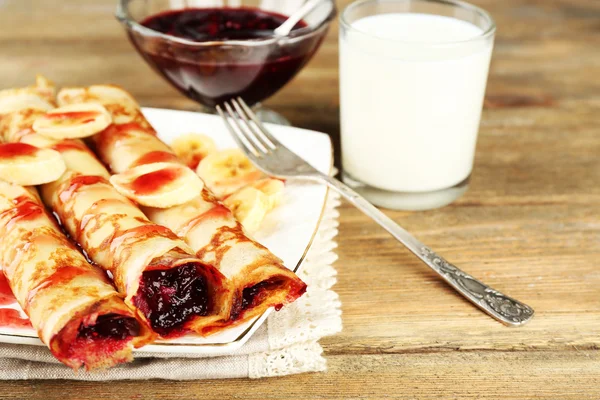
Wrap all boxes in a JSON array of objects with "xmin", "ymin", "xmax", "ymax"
[{"xmin": 249, "ymin": 192, "xmax": 342, "ymax": 378}]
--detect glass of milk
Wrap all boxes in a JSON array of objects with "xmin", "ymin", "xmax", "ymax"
[{"xmin": 340, "ymin": 0, "xmax": 495, "ymax": 210}]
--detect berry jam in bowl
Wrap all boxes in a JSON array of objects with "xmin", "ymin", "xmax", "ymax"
[{"xmin": 117, "ymin": 0, "xmax": 335, "ymax": 124}]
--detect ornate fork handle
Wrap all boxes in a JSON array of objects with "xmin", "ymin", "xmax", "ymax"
[
  {"xmin": 320, "ymin": 174, "xmax": 534, "ymax": 326},
  {"xmin": 420, "ymin": 247, "xmax": 534, "ymax": 325}
]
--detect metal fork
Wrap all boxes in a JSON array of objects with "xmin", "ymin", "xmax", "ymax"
[{"xmin": 217, "ymin": 98, "xmax": 534, "ymax": 327}]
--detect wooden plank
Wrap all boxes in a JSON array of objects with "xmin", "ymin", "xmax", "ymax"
[{"xmin": 0, "ymin": 351, "xmax": 598, "ymax": 399}]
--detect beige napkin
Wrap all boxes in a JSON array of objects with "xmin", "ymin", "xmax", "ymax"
[{"xmin": 0, "ymin": 192, "xmax": 342, "ymax": 380}]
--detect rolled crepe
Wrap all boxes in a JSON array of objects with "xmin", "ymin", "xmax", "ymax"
[
  {"xmin": 0, "ymin": 79, "xmax": 229, "ymax": 338},
  {"xmin": 58, "ymin": 85, "xmax": 306, "ymax": 333},
  {"xmin": 0, "ymin": 182, "xmax": 153, "ymax": 369}
]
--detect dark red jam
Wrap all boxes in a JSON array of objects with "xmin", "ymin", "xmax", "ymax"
[
  {"xmin": 78, "ymin": 314, "xmax": 140, "ymax": 340},
  {"xmin": 134, "ymin": 263, "xmax": 210, "ymax": 336},
  {"xmin": 230, "ymin": 278, "xmax": 284, "ymax": 320},
  {"xmin": 136, "ymin": 7, "xmax": 318, "ymax": 107},
  {"xmin": 241, "ymin": 278, "xmax": 284, "ymax": 310}
]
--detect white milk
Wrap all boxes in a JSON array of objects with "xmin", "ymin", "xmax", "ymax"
[{"xmin": 340, "ymin": 13, "xmax": 493, "ymax": 193}]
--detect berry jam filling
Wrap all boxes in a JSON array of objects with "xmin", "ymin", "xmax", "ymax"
[
  {"xmin": 135, "ymin": 264, "xmax": 210, "ymax": 336},
  {"xmin": 78, "ymin": 314, "xmax": 140, "ymax": 340},
  {"xmin": 241, "ymin": 279, "xmax": 285, "ymax": 312}
]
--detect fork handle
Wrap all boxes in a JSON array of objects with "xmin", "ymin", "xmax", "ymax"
[{"xmin": 319, "ymin": 174, "xmax": 534, "ymax": 326}]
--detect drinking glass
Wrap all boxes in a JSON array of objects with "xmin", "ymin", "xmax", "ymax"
[
  {"xmin": 117, "ymin": 0, "xmax": 336, "ymax": 125},
  {"xmin": 340, "ymin": 0, "xmax": 495, "ymax": 210}
]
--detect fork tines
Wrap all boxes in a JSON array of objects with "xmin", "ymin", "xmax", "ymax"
[{"xmin": 216, "ymin": 98, "xmax": 277, "ymax": 157}]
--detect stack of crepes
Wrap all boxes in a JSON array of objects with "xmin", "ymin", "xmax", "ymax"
[
  {"xmin": 0, "ymin": 76, "xmax": 306, "ymax": 369},
  {"xmin": 57, "ymin": 83, "xmax": 307, "ymax": 331}
]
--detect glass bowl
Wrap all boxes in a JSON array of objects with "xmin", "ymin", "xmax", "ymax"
[{"xmin": 116, "ymin": 0, "xmax": 336, "ymax": 123}]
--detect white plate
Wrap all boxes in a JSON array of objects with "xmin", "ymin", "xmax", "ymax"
[{"xmin": 0, "ymin": 107, "xmax": 332, "ymax": 355}]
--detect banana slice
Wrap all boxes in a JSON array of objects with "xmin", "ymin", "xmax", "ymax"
[
  {"xmin": 32, "ymin": 103, "xmax": 112, "ymax": 139},
  {"xmin": 247, "ymin": 178, "xmax": 285, "ymax": 210},
  {"xmin": 0, "ymin": 143, "xmax": 66, "ymax": 185},
  {"xmin": 0, "ymin": 108, "xmax": 46, "ymax": 143},
  {"xmin": 223, "ymin": 186, "xmax": 269, "ymax": 233},
  {"xmin": 56, "ymin": 87, "xmax": 86, "ymax": 106},
  {"xmin": 110, "ymin": 162, "xmax": 203, "ymax": 208},
  {"xmin": 197, "ymin": 148, "xmax": 263, "ymax": 198},
  {"xmin": 171, "ymin": 133, "xmax": 217, "ymax": 169},
  {"xmin": 58, "ymin": 85, "xmax": 140, "ymax": 125},
  {"xmin": 0, "ymin": 94, "xmax": 54, "ymax": 114},
  {"xmin": 18, "ymin": 133, "xmax": 60, "ymax": 148},
  {"xmin": 57, "ymin": 85, "xmax": 137, "ymax": 107},
  {"xmin": 19, "ymin": 134, "xmax": 111, "ymax": 179},
  {"xmin": 0, "ymin": 75, "xmax": 55, "ymax": 114}
]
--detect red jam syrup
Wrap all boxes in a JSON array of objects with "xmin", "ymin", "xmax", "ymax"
[
  {"xmin": 0, "ymin": 309, "xmax": 31, "ymax": 329},
  {"xmin": 130, "ymin": 167, "xmax": 182, "ymax": 195},
  {"xmin": 131, "ymin": 151, "xmax": 180, "ymax": 168},
  {"xmin": 0, "ymin": 274, "xmax": 16, "ymax": 306},
  {"xmin": 137, "ymin": 8, "xmax": 315, "ymax": 107},
  {"xmin": 58, "ymin": 175, "xmax": 107, "ymax": 204},
  {"xmin": 52, "ymin": 140, "xmax": 89, "ymax": 153},
  {"xmin": 46, "ymin": 111, "xmax": 100, "ymax": 124},
  {"xmin": 2, "ymin": 197, "xmax": 45, "ymax": 234},
  {"xmin": 0, "ymin": 143, "xmax": 38, "ymax": 158}
]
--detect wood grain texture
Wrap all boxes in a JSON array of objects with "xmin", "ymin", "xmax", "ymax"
[{"xmin": 0, "ymin": 0, "xmax": 599, "ymax": 398}]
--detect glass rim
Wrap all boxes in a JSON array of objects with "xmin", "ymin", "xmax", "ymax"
[
  {"xmin": 115, "ymin": 0, "xmax": 337, "ymax": 47},
  {"xmin": 340, "ymin": 0, "xmax": 496, "ymax": 47}
]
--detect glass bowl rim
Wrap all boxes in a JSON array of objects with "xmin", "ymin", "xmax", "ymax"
[
  {"xmin": 340, "ymin": 0, "xmax": 496, "ymax": 47},
  {"xmin": 116, "ymin": 0, "xmax": 337, "ymax": 47}
]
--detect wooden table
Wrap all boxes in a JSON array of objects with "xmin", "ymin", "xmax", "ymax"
[{"xmin": 1, "ymin": 0, "xmax": 599, "ymax": 398}]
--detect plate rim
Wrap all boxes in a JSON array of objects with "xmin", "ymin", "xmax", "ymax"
[{"xmin": 0, "ymin": 107, "xmax": 334, "ymax": 354}]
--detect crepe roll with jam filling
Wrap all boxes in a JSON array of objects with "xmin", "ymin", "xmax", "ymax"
[{"xmin": 0, "ymin": 182, "xmax": 153, "ymax": 369}]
